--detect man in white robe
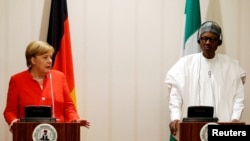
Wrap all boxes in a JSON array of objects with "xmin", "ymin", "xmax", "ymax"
[{"xmin": 165, "ymin": 21, "xmax": 246, "ymax": 136}]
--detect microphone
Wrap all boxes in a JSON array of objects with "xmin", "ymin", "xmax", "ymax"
[
  {"xmin": 49, "ymin": 72, "xmax": 55, "ymax": 118},
  {"xmin": 208, "ymin": 71, "xmax": 211, "ymax": 78},
  {"xmin": 208, "ymin": 70, "xmax": 217, "ymax": 117}
]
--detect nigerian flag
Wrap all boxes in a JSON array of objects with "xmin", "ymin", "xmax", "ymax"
[
  {"xmin": 169, "ymin": 133, "xmax": 177, "ymax": 141},
  {"xmin": 183, "ymin": 0, "xmax": 201, "ymax": 56},
  {"xmin": 169, "ymin": 0, "xmax": 201, "ymax": 141}
]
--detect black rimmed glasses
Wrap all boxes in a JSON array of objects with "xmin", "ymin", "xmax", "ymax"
[{"xmin": 200, "ymin": 37, "xmax": 219, "ymax": 43}]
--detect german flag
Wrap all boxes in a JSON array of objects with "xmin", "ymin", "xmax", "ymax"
[{"xmin": 47, "ymin": 0, "xmax": 77, "ymax": 105}]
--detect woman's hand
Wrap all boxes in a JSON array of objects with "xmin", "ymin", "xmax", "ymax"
[
  {"xmin": 9, "ymin": 118, "xmax": 20, "ymax": 133},
  {"xmin": 72, "ymin": 119, "xmax": 90, "ymax": 128}
]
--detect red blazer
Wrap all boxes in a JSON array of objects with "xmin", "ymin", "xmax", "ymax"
[{"xmin": 3, "ymin": 69, "xmax": 79, "ymax": 125}]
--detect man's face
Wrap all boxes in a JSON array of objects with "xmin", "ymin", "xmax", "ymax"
[{"xmin": 199, "ymin": 32, "xmax": 220, "ymax": 59}]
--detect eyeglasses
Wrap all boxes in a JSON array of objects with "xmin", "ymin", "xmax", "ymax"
[{"xmin": 200, "ymin": 37, "xmax": 219, "ymax": 43}]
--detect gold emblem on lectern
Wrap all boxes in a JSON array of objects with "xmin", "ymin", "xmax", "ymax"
[
  {"xmin": 200, "ymin": 122, "xmax": 218, "ymax": 141},
  {"xmin": 32, "ymin": 123, "xmax": 57, "ymax": 141}
]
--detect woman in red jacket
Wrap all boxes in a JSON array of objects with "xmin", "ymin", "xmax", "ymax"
[{"xmin": 3, "ymin": 41, "xmax": 89, "ymax": 131}]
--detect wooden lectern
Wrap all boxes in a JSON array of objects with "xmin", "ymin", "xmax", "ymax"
[
  {"xmin": 12, "ymin": 122, "xmax": 81, "ymax": 141},
  {"xmin": 177, "ymin": 122, "xmax": 245, "ymax": 141}
]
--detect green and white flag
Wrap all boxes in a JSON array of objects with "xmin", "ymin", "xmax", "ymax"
[
  {"xmin": 183, "ymin": 0, "xmax": 201, "ymax": 56},
  {"xmin": 169, "ymin": 0, "xmax": 201, "ymax": 140},
  {"xmin": 169, "ymin": 133, "xmax": 177, "ymax": 141}
]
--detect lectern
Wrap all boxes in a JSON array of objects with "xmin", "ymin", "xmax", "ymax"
[
  {"xmin": 12, "ymin": 122, "xmax": 81, "ymax": 141},
  {"xmin": 178, "ymin": 122, "xmax": 245, "ymax": 141}
]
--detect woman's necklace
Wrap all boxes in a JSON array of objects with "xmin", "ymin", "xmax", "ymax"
[
  {"xmin": 33, "ymin": 77, "xmax": 45, "ymax": 89},
  {"xmin": 33, "ymin": 77, "xmax": 44, "ymax": 82},
  {"xmin": 30, "ymin": 70, "xmax": 46, "ymax": 89}
]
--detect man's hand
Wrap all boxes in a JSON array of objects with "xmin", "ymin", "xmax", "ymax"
[
  {"xmin": 169, "ymin": 120, "xmax": 180, "ymax": 136},
  {"xmin": 232, "ymin": 119, "xmax": 240, "ymax": 123}
]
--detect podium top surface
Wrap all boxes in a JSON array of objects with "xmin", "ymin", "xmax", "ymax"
[{"xmin": 182, "ymin": 117, "xmax": 218, "ymax": 122}]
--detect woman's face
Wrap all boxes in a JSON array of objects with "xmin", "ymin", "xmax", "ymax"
[
  {"xmin": 31, "ymin": 51, "xmax": 53, "ymax": 75},
  {"xmin": 199, "ymin": 32, "xmax": 220, "ymax": 59}
]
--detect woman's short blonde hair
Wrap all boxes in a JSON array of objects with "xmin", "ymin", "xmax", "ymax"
[{"xmin": 25, "ymin": 41, "xmax": 54, "ymax": 67}]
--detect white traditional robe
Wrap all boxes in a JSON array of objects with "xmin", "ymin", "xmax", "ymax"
[{"xmin": 165, "ymin": 53, "xmax": 246, "ymax": 122}]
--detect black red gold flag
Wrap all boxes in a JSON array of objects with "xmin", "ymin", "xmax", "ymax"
[{"xmin": 47, "ymin": 0, "xmax": 77, "ymax": 105}]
